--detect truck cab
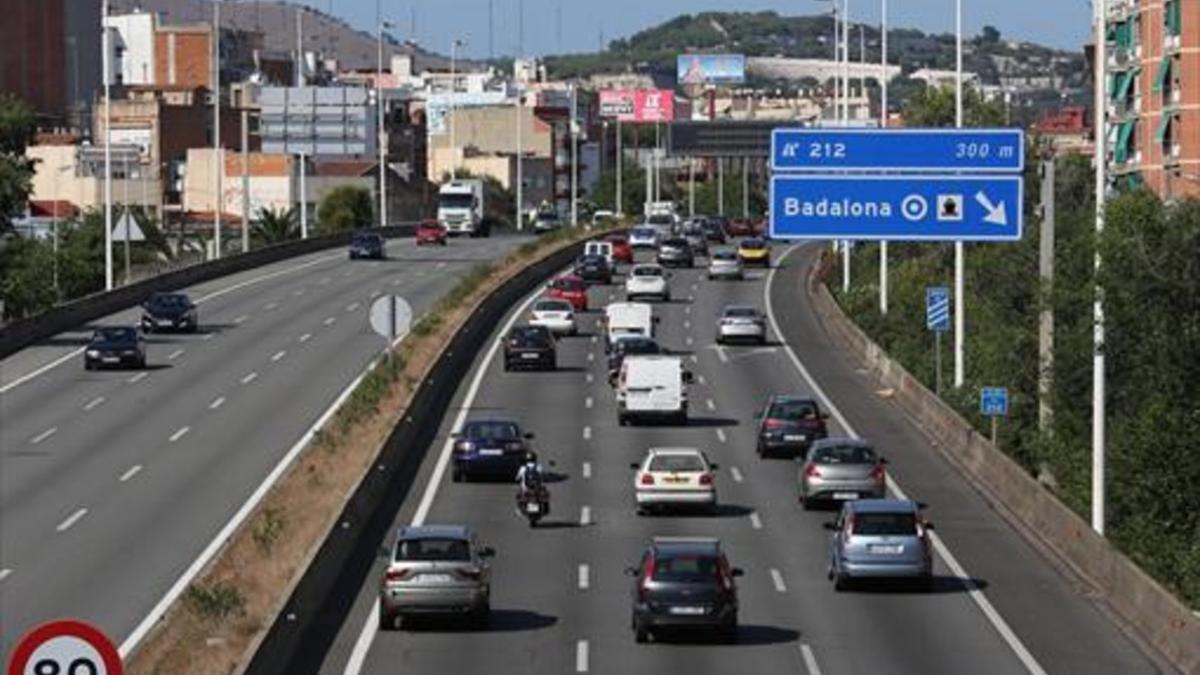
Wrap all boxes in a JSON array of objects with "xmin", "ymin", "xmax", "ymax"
[{"xmin": 438, "ymin": 179, "xmax": 488, "ymax": 237}]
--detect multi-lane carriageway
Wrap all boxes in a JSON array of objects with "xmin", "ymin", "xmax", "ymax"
[
  {"xmin": 315, "ymin": 244, "xmax": 1165, "ymax": 675},
  {"xmin": 0, "ymin": 234, "xmax": 526, "ymax": 658}
]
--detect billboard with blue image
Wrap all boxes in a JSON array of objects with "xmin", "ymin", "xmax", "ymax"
[{"xmin": 677, "ymin": 54, "xmax": 746, "ymax": 85}]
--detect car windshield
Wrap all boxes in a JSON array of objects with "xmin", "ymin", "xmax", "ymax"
[
  {"xmin": 648, "ymin": 454, "xmax": 706, "ymax": 472},
  {"xmin": 395, "ymin": 537, "xmax": 471, "ymax": 562},
  {"xmin": 852, "ymin": 512, "xmax": 918, "ymax": 536},
  {"xmin": 769, "ymin": 400, "xmax": 819, "ymax": 420},
  {"xmin": 631, "ymin": 227, "xmax": 656, "ymax": 238},
  {"xmin": 552, "ymin": 278, "xmax": 584, "ymax": 292},
  {"xmin": 652, "ymin": 554, "xmax": 719, "ymax": 582},
  {"xmin": 724, "ymin": 307, "xmax": 758, "ymax": 318},
  {"xmin": 617, "ymin": 338, "xmax": 659, "ymax": 354},
  {"xmin": 632, "ymin": 267, "xmax": 663, "ymax": 278},
  {"xmin": 95, "ymin": 327, "xmax": 137, "ymax": 342},
  {"xmin": 462, "ymin": 421, "xmax": 521, "ymax": 441},
  {"xmin": 578, "ymin": 255, "xmax": 606, "ymax": 266},
  {"xmin": 648, "ymin": 214, "xmax": 673, "ymax": 225},
  {"xmin": 438, "ymin": 194, "xmax": 474, "ymax": 209},
  {"xmin": 812, "ymin": 444, "xmax": 877, "ymax": 464},
  {"xmin": 605, "ymin": 236, "xmax": 627, "ymax": 245},
  {"xmin": 535, "ymin": 300, "xmax": 571, "ymax": 312}
]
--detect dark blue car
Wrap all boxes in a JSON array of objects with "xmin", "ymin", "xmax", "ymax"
[
  {"xmin": 349, "ymin": 232, "xmax": 386, "ymax": 260},
  {"xmin": 451, "ymin": 418, "xmax": 535, "ymax": 482}
]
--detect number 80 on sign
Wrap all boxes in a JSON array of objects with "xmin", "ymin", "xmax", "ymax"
[{"xmin": 7, "ymin": 620, "xmax": 123, "ymax": 675}]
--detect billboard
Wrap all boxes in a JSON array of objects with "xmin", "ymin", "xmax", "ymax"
[
  {"xmin": 597, "ymin": 89, "xmax": 675, "ymax": 123},
  {"xmin": 677, "ymin": 54, "xmax": 746, "ymax": 85}
]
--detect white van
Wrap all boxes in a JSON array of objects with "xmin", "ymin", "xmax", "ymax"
[
  {"xmin": 584, "ymin": 240, "xmax": 615, "ymax": 267},
  {"xmin": 617, "ymin": 355, "xmax": 690, "ymax": 426},
  {"xmin": 604, "ymin": 302, "xmax": 654, "ymax": 351}
]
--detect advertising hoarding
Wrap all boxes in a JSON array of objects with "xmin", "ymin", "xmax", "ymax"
[
  {"xmin": 677, "ymin": 54, "xmax": 746, "ymax": 85},
  {"xmin": 597, "ymin": 89, "xmax": 675, "ymax": 123}
]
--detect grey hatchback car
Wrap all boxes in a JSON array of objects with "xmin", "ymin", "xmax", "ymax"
[
  {"xmin": 379, "ymin": 525, "xmax": 495, "ymax": 629},
  {"xmin": 826, "ymin": 499, "xmax": 934, "ymax": 591},
  {"xmin": 798, "ymin": 438, "xmax": 887, "ymax": 509}
]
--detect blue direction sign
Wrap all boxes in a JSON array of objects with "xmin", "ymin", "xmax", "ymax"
[
  {"xmin": 980, "ymin": 387, "xmax": 1009, "ymax": 416},
  {"xmin": 926, "ymin": 287, "xmax": 950, "ymax": 333},
  {"xmin": 769, "ymin": 174, "xmax": 1023, "ymax": 241},
  {"xmin": 771, "ymin": 128, "xmax": 1025, "ymax": 173}
]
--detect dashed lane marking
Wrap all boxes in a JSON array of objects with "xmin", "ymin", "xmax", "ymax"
[
  {"xmin": 209, "ymin": 397, "xmax": 226, "ymax": 410},
  {"xmin": 30, "ymin": 427, "xmax": 57, "ymax": 445},
  {"xmin": 128, "ymin": 372, "xmax": 148, "ymax": 384},
  {"xmin": 299, "ymin": 333, "xmax": 312, "ymax": 343},
  {"xmin": 749, "ymin": 512, "xmax": 763, "ymax": 530},
  {"xmin": 771, "ymin": 568, "xmax": 788, "ymax": 593},
  {"xmin": 580, "ymin": 506, "xmax": 591, "ymax": 526},
  {"xmin": 576, "ymin": 640, "xmax": 589, "ymax": 673},
  {"xmin": 84, "ymin": 396, "xmax": 105, "ymax": 411},
  {"xmin": 119, "ymin": 465, "xmax": 143, "ymax": 482},
  {"xmin": 716, "ymin": 429, "xmax": 727, "ymax": 443},
  {"xmin": 241, "ymin": 372, "xmax": 258, "ymax": 385},
  {"xmin": 583, "ymin": 426, "xmax": 592, "ymax": 440},
  {"xmin": 168, "ymin": 349, "xmax": 184, "ymax": 360},
  {"xmin": 578, "ymin": 564, "xmax": 590, "ymax": 590},
  {"xmin": 56, "ymin": 508, "xmax": 88, "ymax": 533},
  {"xmin": 582, "ymin": 462, "xmax": 592, "ymax": 479},
  {"xmin": 169, "ymin": 426, "xmax": 190, "ymax": 443},
  {"xmin": 801, "ymin": 644, "xmax": 824, "ymax": 675},
  {"xmin": 271, "ymin": 350, "xmax": 287, "ymax": 362},
  {"xmin": 730, "ymin": 466, "xmax": 744, "ymax": 483}
]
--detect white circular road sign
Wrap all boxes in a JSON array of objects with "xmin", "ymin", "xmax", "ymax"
[
  {"xmin": 7, "ymin": 620, "xmax": 123, "ymax": 675},
  {"xmin": 369, "ymin": 295, "xmax": 413, "ymax": 343}
]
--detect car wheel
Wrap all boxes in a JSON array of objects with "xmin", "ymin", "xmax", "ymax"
[
  {"xmin": 719, "ymin": 624, "xmax": 738, "ymax": 644},
  {"xmin": 84, "ymin": 360, "xmax": 94, "ymax": 371},
  {"xmin": 756, "ymin": 441, "xmax": 767, "ymax": 458},
  {"xmin": 378, "ymin": 604, "xmax": 397, "ymax": 631},
  {"xmin": 618, "ymin": 414, "xmax": 629, "ymax": 427},
  {"xmin": 800, "ymin": 495, "xmax": 816, "ymax": 511},
  {"xmin": 452, "ymin": 467, "xmax": 464, "ymax": 483},
  {"xmin": 634, "ymin": 623, "xmax": 650, "ymax": 644},
  {"xmin": 833, "ymin": 573, "xmax": 851, "ymax": 592},
  {"xmin": 138, "ymin": 356, "xmax": 147, "ymax": 369}
]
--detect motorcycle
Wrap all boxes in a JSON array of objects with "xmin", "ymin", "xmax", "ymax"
[{"xmin": 515, "ymin": 483, "xmax": 550, "ymax": 528}]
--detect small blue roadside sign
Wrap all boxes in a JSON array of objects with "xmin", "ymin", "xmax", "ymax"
[
  {"xmin": 771, "ymin": 128, "xmax": 1025, "ymax": 173},
  {"xmin": 926, "ymin": 287, "xmax": 950, "ymax": 333},
  {"xmin": 980, "ymin": 387, "xmax": 1009, "ymax": 416},
  {"xmin": 769, "ymin": 174, "xmax": 1023, "ymax": 241}
]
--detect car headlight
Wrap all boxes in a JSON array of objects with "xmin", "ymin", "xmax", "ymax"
[{"xmin": 86, "ymin": 349, "xmax": 100, "ymax": 357}]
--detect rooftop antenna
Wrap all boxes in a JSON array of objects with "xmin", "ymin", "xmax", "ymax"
[{"xmin": 488, "ymin": 0, "xmax": 494, "ymax": 60}]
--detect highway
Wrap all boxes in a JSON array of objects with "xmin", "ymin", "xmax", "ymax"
[
  {"xmin": 318, "ymin": 243, "xmax": 1164, "ymax": 674},
  {"xmin": 0, "ymin": 233, "xmax": 528, "ymax": 657}
]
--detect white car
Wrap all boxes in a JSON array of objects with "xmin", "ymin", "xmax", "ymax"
[
  {"xmin": 715, "ymin": 305, "xmax": 767, "ymax": 345},
  {"xmin": 628, "ymin": 226, "xmax": 660, "ymax": 249},
  {"xmin": 707, "ymin": 250, "xmax": 744, "ymax": 280},
  {"xmin": 631, "ymin": 447, "xmax": 718, "ymax": 514},
  {"xmin": 625, "ymin": 264, "xmax": 670, "ymax": 302},
  {"xmin": 529, "ymin": 298, "xmax": 577, "ymax": 336}
]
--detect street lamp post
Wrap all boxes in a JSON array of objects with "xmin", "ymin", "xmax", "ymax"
[
  {"xmin": 449, "ymin": 38, "xmax": 467, "ymax": 180},
  {"xmin": 377, "ymin": 13, "xmax": 394, "ymax": 228},
  {"xmin": 102, "ymin": 0, "xmax": 113, "ymax": 290},
  {"xmin": 213, "ymin": 0, "xmax": 222, "ymax": 260},
  {"xmin": 1091, "ymin": 0, "xmax": 1108, "ymax": 535},
  {"xmin": 515, "ymin": 0, "xmax": 524, "ymax": 230},
  {"xmin": 880, "ymin": 0, "xmax": 889, "ymax": 315},
  {"xmin": 953, "ymin": 0, "xmax": 965, "ymax": 388},
  {"xmin": 570, "ymin": 82, "xmax": 578, "ymax": 227}
]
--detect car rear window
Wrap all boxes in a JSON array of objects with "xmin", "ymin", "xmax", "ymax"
[
  {"xmin": 395, "ymin": 537, "xmax": 471, "ymax": 562},
  {"xmin": 663, "ymin": 238, "xmax": 688, "ymax": 247},
  {"xmin": 462, "ymin": 421, "xmax": 520, "ymax": 440},
  {"xmin": 96, "ymin": 327, "xmax": 137, "ymax": 341},
  {"xmin": 724, "ymin": 307, "xmax": 758, "ymax": 318},
  {"xmin": 812, "ymin": 445, "xmax": 877, "ymax": 464},
  {"xmin": 652, "ymin": 554, "xmax": 719, "ymax": 582},
  {"xmin": 770, "ymin": 400, "xmax": 819, "ymax": 420},
  {"xmin": 632, "ymin": 267, "xmax": 663, "ymax": 278},
  {"xmin": 712, "ymin": 252, "xmax": 736, "ymax": 261},
  {"xmin": 648, "ymin": 454, "xmax": 706, "ymax": 472},
  {"xmin": 535, "ymin": 300, "xmax": 571, "ymax": 312},
  {"xmin": 852, "ymin": 512, "xmax": 917, "ymax": 536},
  {"xmin": 618, "ymin": 339, "xmax": 660, "ymax": 355},
  {"xmin": 631, "ymin": 228, "xmax": 655, "ymax": 237},
  {"xmin": 742, "ymin": 239, "xmax": 765, "ymax": 248}
]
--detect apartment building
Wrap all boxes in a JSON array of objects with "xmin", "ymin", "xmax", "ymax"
[{"xmin": 1106, "ymin": 0, "xmax": 1199, "ymax": 199}]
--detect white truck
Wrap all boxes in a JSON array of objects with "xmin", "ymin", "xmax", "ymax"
[{"xmin": 437, "ymin": 179, "xmax": 487, "ymax": 237}]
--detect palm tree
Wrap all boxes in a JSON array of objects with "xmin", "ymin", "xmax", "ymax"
[{"xmin": 253, "ymin": 206, "xmax": 299, "ymax": 244}]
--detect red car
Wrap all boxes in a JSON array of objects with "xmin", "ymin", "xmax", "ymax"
[
  {"xmin": 605, "ymin": 234, "xmax": 634, "ymax": 264},
  {"xmin": 727, "ymin": 218, "xmax": 754, "ymax": 237},
  {"xmin": 415, "ymin": 220, "xmax": 448, "ymax": 246},
  {"xmin": 547, "ymin": 274, "xmax": 589, "ymax": 312}
]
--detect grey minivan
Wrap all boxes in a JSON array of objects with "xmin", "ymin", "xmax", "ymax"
[
  {"xmin": 379, "ymin": 525, "xmax": 494, "ymax": 629},
  {"xmin": 826, "ymin": 499, "xmax": 933, "ymax": 591}
]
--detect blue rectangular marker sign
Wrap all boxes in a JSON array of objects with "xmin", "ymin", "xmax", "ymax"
[
  {"xmin": 771, "ymin": 128, "xmax": 1025, "ymax": 173},
  {"xmin": 769, "ymin": 174, "xmax": 1023, "ymax": 241},
  {"xmin": 926, "ymin": 287, "xmax": 950, "ymax": 333},
  {"xmin": 980, "ymin": 387, "xmax": 1009, "ymax": 416}
]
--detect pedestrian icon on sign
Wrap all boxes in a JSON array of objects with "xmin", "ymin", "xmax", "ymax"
[{"xmin": 937, "ymin": 194, "xmax": 964, "ymax": 222}]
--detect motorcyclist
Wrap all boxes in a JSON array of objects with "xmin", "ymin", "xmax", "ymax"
[{"xmin": 515, "ymin": 452, "xmax": 545, "ymax": 494}]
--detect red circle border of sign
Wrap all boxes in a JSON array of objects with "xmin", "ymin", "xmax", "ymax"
[{"xmin": 6, "ymin": 619, "xmax": 123, "ymax": 675}]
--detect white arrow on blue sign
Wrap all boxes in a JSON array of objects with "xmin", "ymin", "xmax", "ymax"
[
  {"xmin": 980, "ymin": 387, "xmax": 1009, "ymax": 416},
  {"xmin": 926, "ymin": 287, "xmax": 951, "ymax": 333}
]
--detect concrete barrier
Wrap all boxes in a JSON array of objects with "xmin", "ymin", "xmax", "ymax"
[
  {"xmin": 805, "ymin": 251, "xmax": 1200, "ymax": 674},
  {"xmin": 0, "ymin": 226, "xmax": 415, "ymax": 360}
]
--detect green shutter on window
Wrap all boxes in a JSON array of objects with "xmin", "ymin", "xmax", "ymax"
[
  {"xmin": 1155, "ymin": 111, "xmax": 1171, "ymax": 143},
  {"xmin": 1115, "ymin": 70, "xmax": 1137, "ymax": 101},
  {"xmin": 1153, "ymin": 57, "xmax": 1171, "ymax": 93},
  {"xmin": 1115, "ymin": 121, "xmax": 1135, "ymax": 163},
  {"xmin": 1166, "ymin": 0, "xmax": 1182, "ymax": 36}
]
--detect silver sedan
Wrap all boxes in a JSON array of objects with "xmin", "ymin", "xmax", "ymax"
[
  {"xmin": 715, "ymin": 305, "xmax": 767, "ymax": 345},
  {"xmin": 798, "ymin": 439, "xmax": 887, "ymax": 509},
  {"xmin": 707, "ymin": 250, "xmax": 744, "ymax": 280}
]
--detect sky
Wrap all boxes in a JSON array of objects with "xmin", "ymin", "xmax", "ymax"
[{"xmin": 307, "ymin": 0, "xmax": 1093, "ymax": 59}]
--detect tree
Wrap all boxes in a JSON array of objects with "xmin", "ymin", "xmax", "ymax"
[
  {"xmin": 0, "ymin": 95, "xmax": 36, "ymax": 235},
  {"xmin": 0, "ymin": 236, "xmax": 55, "ymax": 319},
  {"xmin": 899, "ymin": 84, "xmax": 1005, "ymax": 128},
  {"xmin": 316, "ymin": 185, "xmax": 374, "ymax": 233},
  {"xmin": 980, "ymin": 25, "xmax": 1002, "ymax": 44},
  {"xmin": 252, "ymin": 206, "xmax": 299, "ymax": 244}
]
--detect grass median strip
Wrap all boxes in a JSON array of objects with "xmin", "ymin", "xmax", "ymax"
[{"xmin": 125, "ymin": 225, "xmax": 619, "ymax": 675}]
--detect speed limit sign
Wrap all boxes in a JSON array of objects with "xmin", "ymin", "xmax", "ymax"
[{"xmin": 6, "ymin": 620, "xmax": 122, "ymax": 675}]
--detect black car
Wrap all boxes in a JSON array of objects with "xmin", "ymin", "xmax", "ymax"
[
  {"xmin": 656, "ymin": 237, "xmax": 695, "ymax": 268},
  {"xmin": 140, "ymin": 292, "xmax": 198, "ymax": 333},
  {"xmin": 627, "ymin": 537, "xmax": 742, "ymax": 644},
  {"xmin": 704, "ymin": 216, "xmax": 729, "ymax": 243},
  {"xmin": 503, "ymin": 325, "xmax": 556, "ymax": 371},
  {"xmin": 349, "ymin": 232, "xmax": 386, "ymax": 260},
  {"xmin": 607, "ymin": 335, "xmax": 663, "ymax": 384},
  {"xmin": 84, "ymin": 326, "xmax": 146, "ymax": 370},
  {"xmin": 755, "ymin": 394, "xmax": 829, "ymax": 458},
  {"xmin": 682, "ymin": 228, "xmax": 709, "ymax": 256},
  {"xmin": 451, "ymin": 417, "xmax": 535, "ymax": 482},
  {"xmin": 574, "ymin": 254, "xmax": 613, "ymax": 285}
]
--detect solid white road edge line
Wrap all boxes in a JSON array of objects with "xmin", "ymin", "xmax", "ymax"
[
  {"xmin": 765, "ymin": 244, "xmax": 1047, "ymax": 675},
  {"xmin": 56, "ymin": 508, "xmax": 88, "ymax": 533},
  {"xmin": 576, "ymin": 639, "xmax": 589, "ymax": 672},
  {"xmin": 800, "ymin": 644, "xmax": 824, "ymax": 675},
  {"xmin": 342, "ymin": 282, "xmax": 545, "ymax": 675}
]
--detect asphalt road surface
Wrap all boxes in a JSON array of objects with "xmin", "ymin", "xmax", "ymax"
[
  {"xmin": 0, "ymin": 233, "xmax": 527, "ymax": 657},
  {"xmin": 318, "ymin": 242, "xmax": 1165, "ymax": 675}
]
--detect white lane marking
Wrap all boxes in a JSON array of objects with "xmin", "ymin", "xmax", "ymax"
[
  {"xmin": 209, "ymin": 397, "xmax": 226, "ymax": 410},
  {"xmin": 685, "ymin": 336, "xmax": 694, "ymax": 346},
  {"xmin": 265, "ymin": 301, "xmax": 279, "ymax": 310},
  {"xmin": 369, "ymin": 289, "xmax": 382, "ymax": 299},
  {"xmin": 119, "ymin": 465, "xmax": 143, "ymax": 482},
  {"xmin": 585, "ymin": 396, "xmax": 593, "ymax": 409},
  {"xmin": 320, "ymin": 277, "xmax": 332, "ymax": 285},
  {"xmin": 0, "ymin": 568, "xmax": 11, "ymax": 583},
  {"xmin": 30, "ymin": 427, "xmax": 58, "ymax": 445},
  {"xmin": 299, "ymin": 333, "xmax": 312, "ymax": 343},
  {"xmin": 83, "ymin": 396, "xmax": 106, "ymax": 411},
  {"xmin": 580, "ymin": 506, "xmax": 591, "ymax": 526},
  {"xmin": 271, "ymin": 350, "xmax": 287, "ymax": 362},
  {"xmin": 346, "ymin": 302, "xmax": 360, "ymax": 312},
  {"xmin": 127, "ymin": 372, "xmax": 148, "ymax": 384},
  {"xmin": 578, "ymin": 564, "xmax": 590, "ymax": 590},
  {"xmin": 56, "ymin": 508, "xmax": 88, "ymax": 533},
  {"xmin": 233, "ymin": 314, "xmax": 249, "ymax": 324},
  {"xmin": 765, "ymin": 245, "xmax": 1048, "ymax": 675},
  {"xmin": 582, "ymin": 462, "xmax": 592, "ymax": 479},
  {"xmin": 749, "ymin": 512, "xmax": 763, "ymax": 530},
  {"xmin": 706, "ymin": 398, "xmax": 716, "ymax": 411},
  {"xmin": 590, "ymin": 335, "xmax": 598, "ymax": 345},
  {"xmin": 391, "ymin": 278, "xmax": 402, "ymax": 286},
  {"xmin": 168, "ymin": 426, "xmax": 190, "ymax": 443},
  {"xmin": 436, "ymin": 261, "xmax": 448, "ymax": 270},
  {"xmin": 323, "ymin": 317, "xmax": 337, "ymax": 326},
  {"xmin": 801, "ymin": 644, "xmax": 824, "ymax": 675},
  {"xmin": 585, "ymin": 373, "xmax": 594, "ymax": 384},
  {"xmin": 697, "ymin": 374, "xmax": 706, "ymax": 385},
  {"xmin": 168, "ymin": 349, "xmax": 184, "ymax": 360},
  {"xmin": 730, "ymin": 466, "xmax": 744, "ymax": 483},
  {"xmin": 202, "ymin": 333, "xmax": 216, "ymax": 341},
  {"xmin": 716, "ymin": 345, "xmax": 730, "ymax": 363},
  {"xmin": 293, "ymin": 289, "xmax": 306, "ymax": 297},
  {"xmin": 716, "ymin": 429, "xmax": 727, "ymax": 444},
  {"xmin": 0, "ymin": 349, "xmax": 86, "ymax": 393},
  {"xmin": 583, "ymin": 426, "xmax": 592, "ymax": 440},
  {"xmin": 690, "ymin": 355, "xmax": 698, "ymax": 364},
  {"xmin": 241, "ymin": 372, "xmax": 258, "ymax": 385},
  {"xmin": 587, "ymin": 352, "xmax": 594, "ymax": 362},
  {"xmin": 342, "ymin": 282, "xmax": 547, "ymax": 674},
  {"xmin": 770, "ymin": 568, "xmax": 788, "ymax": 593},
  {"xmin": 684, "ymin": 320, "xmax": 692, "ymax": 329},
  {"xmin": 576, "ymin": 640, "xmax": 589, "ymax": 673},
  {"xmin": 685, "ymin": 306, "xmax": 692, "ymax": 315}
]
